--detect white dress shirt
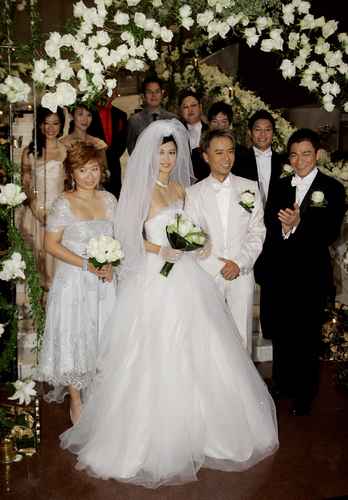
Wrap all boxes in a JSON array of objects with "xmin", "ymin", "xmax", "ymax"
[
  {"xmin": 187, "ymin": 121, "xmax": 202, "ymax": 151},
  {"xmin": 211, "ymin": 174, "xmax": 244, "ymax": 275},
  {"xmin": 283, "ymin": 167, "xmax": 318, "ymax": 239},
  {"xmin": 253, "ymin": 146, "xmax": 272, "ymax": 209}
]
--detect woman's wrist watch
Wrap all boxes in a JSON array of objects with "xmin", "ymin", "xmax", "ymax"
[{"xmin": 82, "ymin": 258, "xmax": 88, "ymax": 271}]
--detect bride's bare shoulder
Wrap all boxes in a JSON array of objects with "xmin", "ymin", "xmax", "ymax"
[{"xmin": 171, "ymin": 181, "xmax": 184, "ymax": 198}]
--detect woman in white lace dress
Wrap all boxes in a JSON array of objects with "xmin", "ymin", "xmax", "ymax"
[{"xmin": 35, "ymin": 141, "xmax": 117, "ymax": 424}]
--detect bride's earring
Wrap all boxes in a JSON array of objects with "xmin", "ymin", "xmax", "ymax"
[{"xmin": 71, "ymin": 177, "xmax": 76, "ymax": 190}]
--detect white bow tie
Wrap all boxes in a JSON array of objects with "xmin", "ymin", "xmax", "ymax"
[
  {"xmin": 254, "ymin": 150, "xmax": 272, "ymax": 158},
  {"xmin": 291, "ymin": 176, "xmax": 311, "ymax": 187},
  {"xmin": 187, "ymin": 122, "xmax": 201, "ymax": 131},
  {"xmin": 212, "ymin": 178, "xmax": 231, "ymax": 193}
]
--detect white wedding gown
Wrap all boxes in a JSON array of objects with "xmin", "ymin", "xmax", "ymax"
[{"xmin": 60, "ymin": 200, "xmax": 278, "ymax": 488}]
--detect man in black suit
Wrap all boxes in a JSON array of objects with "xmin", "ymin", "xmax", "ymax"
[
  {"xmin": 258, "ymin": 129, "xmax": 346, "ymax": 416},
  {"xmin": 179, "ymin": 89, "xmax": 209, "ymax": 181},
  {"xmin": 87, "ymin": 72, "xmax": 127, "ymax": 199},
  {"xmin": 233, "ymin": 109, "xmax": 285, "ymax": 209}
]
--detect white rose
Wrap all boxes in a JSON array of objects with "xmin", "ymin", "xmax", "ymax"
[
  {"xmin": 114, "ymin": 10, "xmax": 129, "ymax": 25},
  {"xmin": 245, "ymin": 28, "xmax": 259, "ymax": 48},
  {"xmin": 73, "ymin": 0, "xmax": 87, "ymax": 17},
  {"xmin": 293, "ymin": 56, "xmax": 306, "ymax": 69},
  {"xmin": 81, "ymin": 51, "xmax": 95, "ymax": 69},
  {"xmin": 125, "ymin": 58, "xmax": 144, "ymax": 71},
  {"xmin": 43, "ymin": 69, "xmax": 56, "ymax": 87},
  {"xmin": 339, "ymin": 170, "xmax": 348, "ymax": 181},
  {"xmin": 283, "ymin": 164, "xmax": 294, "ymax": 174},
  {"xmin": 344, "ymin": 103, "xmax": 348, "ymax": 114},
  {"xmin": 325, "ymin": 50, "xmax": 342, "ymax": 67},
  {"xmin": 147, "ymin": 48, "xmax": 158, "ymax": 61},
  {"xmin": 117, "ymin": 44, "xmax": 129, "ymax": 61},
  {"xmin": 110, "ymin": 49, "xmax": 122, "ymax": 65},
  {"xmin": 300, "ymin": 14, "xmax": 314, "ymax": 30},
  {"xmin": 300, "ymin": 33, "xmax": 309, "ymax": 45},
  {"xmin": 61, "ymin": 34, "xmax": 75, "ymax": 47},
  {"xmin": 322, "ymin": 20, "xmax": 338, "ymax": 39},
  {"xmin": 82, "ymin": 7, "xmax": 96, "ymax": 23},
  {"xmin": 260, "ymin": 39, "xmax": 274, "ymax": 52},
  {"xmin": 143, "ymin": 38, "xmax": 155, "ymax": 50},
  {"xmin": 96, "ymin": 30, "xmax": 111, "ymax": 46},
  {"xmin": 242, "ymin": 16, "xmax": 249, "ymax": 26},
  {"xmin": 288, "ymin": 33, "xmax": 299, "ymax": 50},
  {"xmin": 31, "ymin": 70, "xmax": 44, "ymax": 83},
  {"xmin": 217, "ymin": 21, "xmax": 230, "ymax": 38},
  {"xmin": 134, "ymin": 12, "xmax": 146, "ymax": 28},
  {"xmin": 240, "ymin": 192, "xmax": 255, "ymax": 204},
  {"xmin": 197, "ymin": 10, "xmax": 214, "ymax": 27},
  {"xmin": 90, "ymin": 61, "xmax": 103, "ymax": 75},
  {"xmin": 144, "ymin": 18, "xmax": 155, "ymax": 31},
  {"xmin": 160, "ymin": 27, "xmax": 173, "ymax": 43},
  {"xmin": 49, "ymin": 31, "xmax": 62, "ymax": 47},
  {"xmin": 323, "ymin": 101, "xmax": 335, "ymax": 112},
  {"xmin": 315, "ymin": 16, "xmax": 325, "ymax": 28},
  {"xmin": 0, "ymin": 83, "xmax": 9, "ymax": 94},
  {"xmin": 128, "ymin": 46, "xmax": 137, "ymax": 57},
  {"xmin": 315, "ymin": 38, "xmax": 330, "ymax": 55},
  {"xmin": 179, "ymin": 5, "xmax": 192, "ymax": 18},
  {"xmin": 299, "ymin": 47, "xmax": 311, "ymax": 59},
  {"xmin": 106, "ymin": 78, "xmax": 117, "ymax": 90},
  {"xmin": 92, "ymin": 73, "xmax": 105, "ymax": 90},
  {"xmin": 178, "ymin": 220, "xmax": 194, "ymax": 236},
  {"xmin": 77, "ymin": 68, "xmax": 87, "ymax": 80},
  {"xmin": 11, "ymin": 77, "xmax": 24, "ymax": 91},
  {"xmin": 96, "ymin": 252, "xmax": 107, "ymax": 264},
  {"xmin": 311, "ymin": 191, "xmax": 325, "ymax": 203},
  {"xmin": 207, "ymin": 21, "xmax": 219, "ymax": 39},
  {"xmin": 41, "ymin": 92, "xmax": 58, "ymax": 113},
  {"xmin": 182, "ymin": 17, "xmax": 194, "ymax": 30},
  {"xmin": 152, "ymin": 0, "xmax": 162, "ymax": 6},
  {"xmin": 255, "ymin": 16, "xmax": 268, "ymax": 33},
  {"xmin": 34, "ymin": 59, "xmax": 49, "ymax": 73},
  {"xmin": 121, "ymin": 31, "xmax": 135, "ymax": 46},
  {"xmin": 280, "ymin": 59, "xmax": 296, "ymax": 78},
  {"xmin": 72, "ymin": 40, "xmax": 88, "ymax": 56},
  {"xmin": 61, "ymin": 66, "xmax": 74, "ymax": 81},
  {"xmin": 0, "ymin": 324, "xmax": 4, "ymax": 336},
  {"xmin": 298, "ymin": 1, "xmax": 310, "ymax": 14},
  {"xmin": 0, "ymin": 183, "xmax": 26, "ymax": 206},
  {"xmin": 45, "ymin": 40, "xmax": 60, "ymax": 59},
  {"xmin": 96, "ymin": 47, "xmax": 108, "ymax": 59},
  {"xmin": 56, "ymin": 83, "xmax": 76, "ymax": 106},
  {"xmin": 127, "ymin": 0, "xmax": 141, "ymax": 5}
]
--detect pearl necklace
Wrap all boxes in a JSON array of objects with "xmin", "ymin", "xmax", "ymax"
[{"xmin": 156, "ymin": 179, "xmax": 171, "ymax": 188}]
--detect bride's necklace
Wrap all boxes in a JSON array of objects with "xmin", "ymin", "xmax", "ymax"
[{"xmin": 156, "ymin": 179, "xmax": 171, "ymax": 188}]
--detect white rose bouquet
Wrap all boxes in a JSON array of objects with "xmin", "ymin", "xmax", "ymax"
[
  {"xmin": 310, "ymin": 189, "xmax": 327, "ymax": 207},
  {"xmin": 85, "ymin": 235, "xmax": 124, "ymax": 279},
  {"xmin": 239, "ymin": 190, "xmax": 256, "ymax": 214},
  {"xmin": 160, "ymin": 213, "xmax": 207, "ymax": 277}
]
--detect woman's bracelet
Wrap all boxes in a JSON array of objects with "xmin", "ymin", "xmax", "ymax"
[{"xmin": 82, "ymin": 258, "xmax": 88, "ymax": 272}]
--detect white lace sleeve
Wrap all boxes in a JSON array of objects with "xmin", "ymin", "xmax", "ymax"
[
  {"xmin": 102, "ymin": 191, "xmax": 117, "ymax": 220},
  {"xmin": 46, "ymin": 194, "xmax": 74, "ymax": 233}
]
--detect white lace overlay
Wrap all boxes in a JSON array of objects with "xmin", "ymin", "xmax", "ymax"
[{"xmin": 35, "ymin": 191, "xmax": 117, "ymax": 391}]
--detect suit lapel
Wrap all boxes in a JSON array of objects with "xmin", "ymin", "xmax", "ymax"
[{"xmin": 228, "ymin": 175, "xmax": 242, "ymax": 237}]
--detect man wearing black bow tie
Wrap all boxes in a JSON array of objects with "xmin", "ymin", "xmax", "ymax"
[
  {"xmin": 258, "ymin": 129, "xmax": 346, "ymax": 416},
  {"xmin": 233, "ymin": 110, "xmax": 285, "ymax": 209}
]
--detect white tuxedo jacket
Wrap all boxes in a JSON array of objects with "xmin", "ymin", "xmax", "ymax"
[{"xmin": 185, "ymin": 174, "xmax": 266, "ymax": 292}]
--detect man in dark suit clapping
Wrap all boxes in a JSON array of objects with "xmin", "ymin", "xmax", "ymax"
[{"xmin": 258, "ymin": 129, "xmax": 346, "ymax": 416}]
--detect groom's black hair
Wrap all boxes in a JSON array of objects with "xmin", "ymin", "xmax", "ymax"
[
  {"xmin": 248, "ymin": 110, "xmax": 275, "ymax": 130},
  {"xmin": 287, "ymin": 128, "xmax": 321, "ymax": 154}
]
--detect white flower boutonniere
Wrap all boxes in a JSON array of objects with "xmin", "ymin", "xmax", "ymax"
[
  {"xmin": 310, "ymin": 189, "xmax": 328, "ymax": 207},
  {"xmin": 239, "ymin": 190, "xmax": 256, "ymax": 214},
  {"xmin": 280, "ymin": 164, "xmax": 294, "ymax": 178}
]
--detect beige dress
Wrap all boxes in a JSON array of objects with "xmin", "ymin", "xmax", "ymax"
[{"xmin": 19, "ymin": 142, "xmax": 67, "ymax": 290}]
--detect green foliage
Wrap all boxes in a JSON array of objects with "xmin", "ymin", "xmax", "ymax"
[{"xmin": 0, "ymin": 145, "xmax": 45, "ymax": 378}]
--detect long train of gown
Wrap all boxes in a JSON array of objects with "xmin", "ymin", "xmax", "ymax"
[{"xmin": 60, "ymin": 201, "xmax": 279, "ymax": 488}]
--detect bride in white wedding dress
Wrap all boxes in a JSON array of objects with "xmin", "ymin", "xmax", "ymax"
[{"xmin": 60, "ymin": 119, "xmax": 278, "ymax": 488}]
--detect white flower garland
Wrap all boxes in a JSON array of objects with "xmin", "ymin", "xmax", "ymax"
[{"xmin": 0, "ymin": 0, "xmax": 346, "ymax": 112}]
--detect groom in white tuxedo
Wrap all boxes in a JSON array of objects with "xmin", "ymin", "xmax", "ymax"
[{"xmin": 185, "ymin": 129, "xmax": 266, "ymax": 353}]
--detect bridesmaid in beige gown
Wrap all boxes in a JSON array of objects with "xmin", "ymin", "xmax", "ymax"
[
  {"xmin": 20, "ymin": 105, "xmax": 67, "ymax": 290},
  {"xmin": 59, "ymin": 98, "xmax": 108, "ymax": 175}
]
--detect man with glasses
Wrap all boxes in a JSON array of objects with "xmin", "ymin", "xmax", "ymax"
[
  {"xmin": 233, "ymin": 110, "xmax": 285, "ymax": 209},
  {"xmin": 179, "ymin": 89, "xmax": 209, "ymax": 181},
  {"xmin": 127, "ymin": 75, "xmax": 178, "ymax": 154}
]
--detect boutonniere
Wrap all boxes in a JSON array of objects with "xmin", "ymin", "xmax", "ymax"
[
  {"xmin": 310, "ymin": 189, "xmax": 328, "ymax": 207},
  {"xmin": 239, "ymin": 190, "xmax": 256, "ymax": 214},
  {"xmin": 280, "ymin": 164, "xmax": 294, "ymax": 178}
]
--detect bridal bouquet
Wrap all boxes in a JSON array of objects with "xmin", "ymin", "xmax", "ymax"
[
  {"xmin": 160, "ymin": 213, "xmax": 207, "ymax": 277},
  {"xmin": 85, "ymin": 235, "xmax": 124, "ymax": 278}
]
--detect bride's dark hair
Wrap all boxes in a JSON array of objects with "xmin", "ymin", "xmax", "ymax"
[{"xmin": 162, "ymin": 135, "xmax": 177, "ymax": 148}]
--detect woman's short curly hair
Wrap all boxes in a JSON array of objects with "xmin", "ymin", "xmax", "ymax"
[{"xmin": 63, "ymin": 141, "xmax": 107, "ymax": 191}]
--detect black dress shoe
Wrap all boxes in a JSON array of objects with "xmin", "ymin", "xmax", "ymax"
[
  {"xmin": 269, "ymin": 387, "xmax": 285, "ymax": 403},
  {"xmin": 289, "ymin": 399, "xmax": 311, "ymax": 416}
]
